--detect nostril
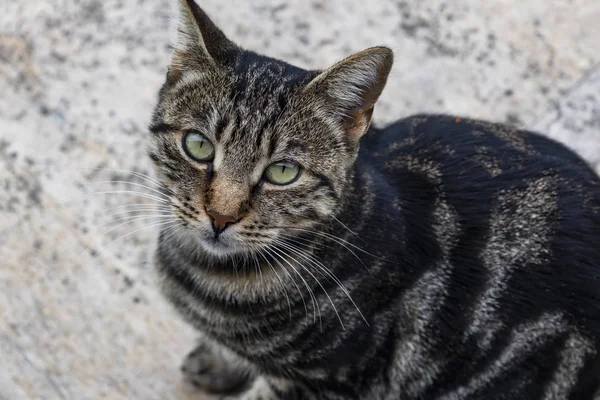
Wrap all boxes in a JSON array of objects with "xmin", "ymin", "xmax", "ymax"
[{"xmin": 205, "ymin": 208, "xmax": 239, "ymax": 235}]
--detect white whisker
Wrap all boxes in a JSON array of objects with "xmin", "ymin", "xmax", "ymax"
[
  {"xmin": 156, "ymin": 223, "xmax": 185, "ymax": 248},
  {"xmin": 102, "ymin": 207, "xmax": 172, "ymax": 219},
  {"xmin": 99, "ymin": 213, "xmax": 176, "ymax": 227},
  {"xmin": 331, "ymin": 215, "xmax": 364, "ymax": 242},
  {"xmin": 275, "ymin": 238, "xmax": 369, "ymax": 327},
  {"xmin": 93, "ymin": 180, "xmax": 172, "ymax": 200},
  {"xmin": 100, "ymin": 220, "xmax": 178, "ymax": 249},
  {"xmin": 283, "ymin": 226, "xmax": 386, "ymax": 268},
  {"xmin": 86, "ymin": 190, "xmax": 171, "ymax": 205},
  {"xmin": 102, "ymin": 203, "xmax": 171, "ymax": 213},
  {"xmin": 279, "ymin": 231, "xmax": 368, "ymax": 270},
  {"xmin": 100, "ymin": 215, "xmax": 179, "ymax": 237},
  {"xmin": 79, "ymin": 167, "xmax": 164, "ymax": 188},
  {"xmin": 254, "ymin": 248, "xmax": 292, "ymax": 321},
  {"xmin": 269, "ymin": 245, "xmax": 326, "ymax": 330},
  {"xmin": 278, "ymin": 233, "xmax": 327, "ymax": 251},
  {"xmin": 263, "ymin": 247, "xmax": 310, "ymax": 324},
  {"xmin": 250, "ymin": 250, "xmax": 262, "ymax": 281}
]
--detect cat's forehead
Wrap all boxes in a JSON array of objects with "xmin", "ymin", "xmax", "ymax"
[
  {"xmin": 224, "ymin": 56, "xmax": 310, "ymax": 117},
  {"xmin": 209, "ymin": 54, "xmax": 320, "ymax": 156},
  {"xmin": 214, "ymin": 99, "xmax": 306, "ymax": 172},
  {"xmin": 232, "ymin": 51, "xmax": 314, "ymax": 89}
]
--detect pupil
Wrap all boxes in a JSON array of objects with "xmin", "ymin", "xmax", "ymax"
[{"xmin": 281, "ymin": 165, "xmax": 286, "ymax": 174}]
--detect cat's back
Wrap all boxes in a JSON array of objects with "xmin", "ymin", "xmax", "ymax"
[
  {"xmin": 360, "ymin": 115, "xmax": 600, "ymax": 398},
  {"xmin": 366, "ymin": 114, "xmax": 600, "ymax": 302},
  {"xmin": 364, "ymin": 114, "xmax": 600, "ymax": 211},
  {"xmin": 366, "ymin": 114, "xmax": 597, "ymax": 182}
]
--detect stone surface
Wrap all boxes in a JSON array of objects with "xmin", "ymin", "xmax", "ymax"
[
  {"xmin": 535, "ymin": 65, "xmax": 600, "ymax": 174},
  {"xmin": 0, "ymin": 0, "xmax": 599, "ymax": 399}
]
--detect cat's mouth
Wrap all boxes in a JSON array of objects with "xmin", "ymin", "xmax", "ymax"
[{"xmin": 194, "ymin": 229, "xmax": 251, "ymax": 257}]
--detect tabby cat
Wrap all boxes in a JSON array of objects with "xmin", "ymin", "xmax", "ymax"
[{"xmin": 149, "ymin": 1, "xmax": 600, "ymax": 398}]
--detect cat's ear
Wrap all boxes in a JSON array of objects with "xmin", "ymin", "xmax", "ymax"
[
  {"xmin": 304, "ymin": 47, "xmax": 393, "ymax": 142},
  {"xmin": 168, "ymin": 0, "xmax": 237, "ymax": 81}
]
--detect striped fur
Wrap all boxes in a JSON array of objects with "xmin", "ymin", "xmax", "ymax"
[{"xmin": 148, "ymin": 1, "xmax": 600, "ymax": 399}]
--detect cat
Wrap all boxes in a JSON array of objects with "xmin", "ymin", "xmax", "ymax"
[{"xmin": 148, "ymin": 0, "xmax": 600, "ymax": 399}]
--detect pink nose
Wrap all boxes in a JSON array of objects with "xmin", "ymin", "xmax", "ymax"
[{"xmin": 206, "ymin": 209, "xmax": 238, "ymax": 235}]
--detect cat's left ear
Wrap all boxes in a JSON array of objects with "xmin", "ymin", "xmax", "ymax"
[
  {"xmin": 168, "ymin": 0, "xmax": 237, "ymax": 81},
  {"xmin": 304, "ymin": 47, "xmax": 393, "ymax": 142}
]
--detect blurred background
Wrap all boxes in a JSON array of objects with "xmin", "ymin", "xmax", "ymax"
[{"xmin": 1, "ymin": 0, "xmax": 599, "ymax": 399}]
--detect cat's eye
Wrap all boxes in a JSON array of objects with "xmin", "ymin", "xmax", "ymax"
[
  {"xmin": 182, "ymin": 131, "xmax": 215, "ymax": 162},
  {"xmin": 264, "ymin": 161, "xmax": 301, "ymax": 185}
]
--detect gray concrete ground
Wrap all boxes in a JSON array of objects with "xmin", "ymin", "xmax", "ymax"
[{"xmin": 1, "ymin": 0, "xmax": 599, "ymax": 399}]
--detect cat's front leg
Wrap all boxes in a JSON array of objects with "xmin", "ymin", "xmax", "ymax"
[
  {"xmin": 226, "ymin": 376, "xmax": 310, "ymax": 400},
  {"xmin": 182, "ymin": 339, "xmax": 310, "ymax": 399},
  {"xmin": 181, "ymin": 338, "xmax": 252, "ymax": 395}
]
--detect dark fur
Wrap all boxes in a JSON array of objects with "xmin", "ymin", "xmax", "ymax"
[{"xmin": 149, "ymin": 1, "xmax": 600, "ymax": 399}]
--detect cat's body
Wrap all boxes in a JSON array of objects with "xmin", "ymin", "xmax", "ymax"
[{"xmin": 150, "ymin": 1, "xmax": 600, "ymax": 399}]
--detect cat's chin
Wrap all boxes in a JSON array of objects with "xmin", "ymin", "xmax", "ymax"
[{"xmin": 196, "ymin": 235, "xmax": 250, "ymax": 258}]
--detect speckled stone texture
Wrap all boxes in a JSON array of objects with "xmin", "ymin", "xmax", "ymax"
[{"xmin": 1, "ymin": 0, "xmax": 599, "ymax": 399}]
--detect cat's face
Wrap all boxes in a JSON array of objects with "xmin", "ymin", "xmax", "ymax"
[
  {"xmin": 149, "ymin": 0, "xmax": 392, "ymax": 258},
  {"xmin": 149, "ymin": 69, "xmax": 352, "ymax": 256}
]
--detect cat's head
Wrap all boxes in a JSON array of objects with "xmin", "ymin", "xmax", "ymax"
[{"xmin": 149, "ymin": 0, "xmax": 392, "ymax": 258}]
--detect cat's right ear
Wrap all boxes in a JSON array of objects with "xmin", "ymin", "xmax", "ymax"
[
  {"xmin": 167, "ymin": 0, "xmax": 237, "ymax": 82},
  {"xmin": 303, "ymin": 47, "xmax": 393, "ymax": 143}
]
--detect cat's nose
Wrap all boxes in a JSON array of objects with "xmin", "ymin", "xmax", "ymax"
[{"xmin": 205, "ymin": 209, "xmax": 238, "ymax": 235}]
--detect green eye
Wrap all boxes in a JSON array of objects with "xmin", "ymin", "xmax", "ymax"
[
  {"xmin": 183, "ymin": 131, "xmax": 215, "ymax": 162},
  {"xmin": 264, "ymin": 161, "xmax": 301, "ymax": 185}
]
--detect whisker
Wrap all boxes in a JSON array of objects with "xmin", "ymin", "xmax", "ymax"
[
  {"xmin": 279, "ymin": 230, "xmax": 368, "ymax": 271},
  {"xmin": 280, "ymin": 226, "xmax": 387, "ymax": 268},
  {"xmin": 100, "ymin": 215, "xmax": 179, "ymax": 238},
  {"xmin": 99, "ymin": 213, "xmax": 176, "ymax": 227},
  {"xmin": 250, "ymin": 250, "xmax": 262, "ymax": 281},
  {"xmin": 156, "ymin": 223, "xmax": 185, "ymax": 248},
  {"xmin": 101, "ymin": 203, "xmax": 171, "ymax": 213},
  {"xmin": 274, "ymin": 239, "xmax": 369, "ymax": 327},
  {"xmin": 254, "ymin": 248, "xmax": 292, "ymax": 321},
  {"xmin": 331, "ymin": 215, "xmax": 365, "ymax": 242},
  {"xmin": 103, "ymin": 203, "xmax": 172, "ymax": 211},
  {"xmin": 79, "ymin": 167, "xmax": 165, "ymax": 188},
  {"xmin": 86, "ymin": 190, "xmax": 171, "ymax": 205},
  {"xmin": 102, "ymin": 207, "xmax": 172, "ymax": 219},
  {"xmin": 286, "ymin": 227, "xmax": 374, "ymax": 256},
  {"xmin": 263, "ymin": 247, "xmax": 310, "ymax": 324},
  {"xmin": 269, "ymin": 245, "xmax": 325, "ymax": 330},
  {"xmin": 100, "ymin": 220, "xmax": 178, "ymax": 250},
  {"xmin": 92, "ymin": 180, "xmax": 172, "ymax": 200},
  {"xmin": 80, "ymin": 219, "xmax": 179, "ymax": 261},
  {"xmin": 278, "ymin": 233, "xmax": 326, "ymax": 250}
]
